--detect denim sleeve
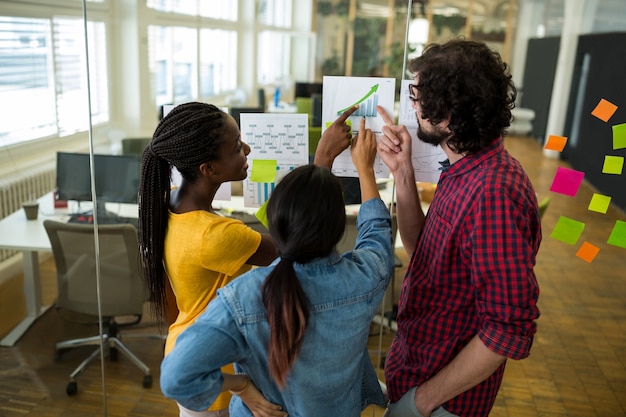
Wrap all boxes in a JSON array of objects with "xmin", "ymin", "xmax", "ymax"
[
  {"xmin": 352, "ymin": 198, "xmax": 394, "ymax": 282},
  {"xmin": 159, "ymin": 296, "xmax": 246, "ymax": 411}
]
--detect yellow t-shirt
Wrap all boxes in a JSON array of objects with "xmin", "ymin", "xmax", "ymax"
[{"xmin": 164, "ymin": 210, "xmax": 261, "ymax": 411}]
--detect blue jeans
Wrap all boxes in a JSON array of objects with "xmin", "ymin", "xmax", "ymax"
[{"xmin": 382, "ymin": 387, "xmax": 459, "ymax": 417}]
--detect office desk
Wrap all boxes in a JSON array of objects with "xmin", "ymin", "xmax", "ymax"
[
  {"xmin": 0, "ymin": 192, "xmax": 254, "ymax": 346},
  {"xmin": 0, "ymin": 183, "xmax": 416, "ymax": 346},
  {"xmin": 0, "ymin": 193, "xmax": 137, "ymax": 346}
]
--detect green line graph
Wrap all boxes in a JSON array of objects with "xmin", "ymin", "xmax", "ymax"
[{"xmin": 336, "ymin": 84, "xmax": 380, "ymax": 116}]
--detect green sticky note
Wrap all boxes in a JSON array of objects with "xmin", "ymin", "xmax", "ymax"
[
  {"xmin": 250, "ymin": 160, "xmax": 277, "ymax": 183},
  {"xmin": 550, "ymin": 216, "xmax": 585, "ymax": 245},
  {"xmin": 588, "ymin": 193, "xmax": 612, "ymax": 214},
  {"xmin": 255, "ymin": 198, "xmax": 269, "ymax": 229},
  {"xmin": 602, "ymin": 155, "xmax": 624, "ymax": 175},
  {"xmin": 613, "ymin": 123, "xmax": 626, "ymax": 150},
  {"xmin": 325, "ymin": 119, "xmax": 352, "ymax": 130},
  {"xmin": 607, "ymin": 220, "xmax": 626, "ymax": 249}
]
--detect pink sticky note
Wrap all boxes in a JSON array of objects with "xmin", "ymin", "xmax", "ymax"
[{"xmin": 549, "ymin": 167, "xmax": 585, "ymax": 197}]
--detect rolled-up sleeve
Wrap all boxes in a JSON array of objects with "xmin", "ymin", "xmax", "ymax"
[{"xmin": 470, "ymin": 189, "xmax": 541, "ymax": 359}]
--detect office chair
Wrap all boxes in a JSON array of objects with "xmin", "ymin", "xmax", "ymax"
[
  {"xmin": 538, "ymin": 196, "xmax": 551, "ymax": 220},
  {"xmin": 43, "ymin": 220, "xmax": 161, "ymax": 395}
]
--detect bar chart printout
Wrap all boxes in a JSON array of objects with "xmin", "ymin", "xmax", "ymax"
[
  {"xmin": 240, "ymin": 113, "xmax": 309, "ymax": 207},
  {"xmin": 322, "ymin": 76, "xmax": 396, "ymax": 178}
]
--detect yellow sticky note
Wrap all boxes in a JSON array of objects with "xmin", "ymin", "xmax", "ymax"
[
  {"xmin": 544, "ymin": 135, "xmax": 568, "ymax": 152},
  {"xmin": 255, "ymin": 199, "xmax": 269, "ymax": 229},
  {"xmin": 602, "ymin": 155, "xmax": 624, "ymax": 175},
  {"xmin": 613, "ymin": 123, "xmax": 626, "ymax": 150},
  {"xmin": 250, "ymin": 160, "xmax": 277, "ymax": 183},
  {"xmin": 576, "ymin": 242, "xmax": 600, "ymax": 263},
  {"xmin": 591, "ymin": 98, "xmax": 618, "ymax": 122},
  {"xmin": 588, "ymin": 193, "xmax": 612, "ymax": 214}
]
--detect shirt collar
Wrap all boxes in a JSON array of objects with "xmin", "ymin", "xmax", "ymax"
[{"xmin": 441, "ymin": 137, "xmax": 504, "ymax": 178}]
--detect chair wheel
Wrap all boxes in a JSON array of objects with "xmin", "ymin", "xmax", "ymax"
[
  {"xmin": 142, "ymin": 375, "xmax": 152, "ymax": 388},
  {"xmin": 66, "ymin": 381, "xmax": 78, "ymax": 396},
  {"xmin": 109, "ymin": 347, "xmax": 118, "ymax": 361}
]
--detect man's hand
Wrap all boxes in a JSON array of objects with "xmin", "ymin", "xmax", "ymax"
[
  {"xmin": 314, "ymin": 105, "xmax": 359, "ymax": 169},
  {"xmin": 376, "ymin": 105, "xmax": 413, "ymax": 175}
]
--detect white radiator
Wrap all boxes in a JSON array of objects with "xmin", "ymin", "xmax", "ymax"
[{"xmin": 0, "ymin": 168, "xmax": 56, "ymax": 263}]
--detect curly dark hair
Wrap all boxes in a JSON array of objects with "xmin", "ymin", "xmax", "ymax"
[{"xmin": 409, "ymin": 39, "xmax": 517, "ymax": 155}]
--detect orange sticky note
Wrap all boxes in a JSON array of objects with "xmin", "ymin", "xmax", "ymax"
[
  {"xmin": 544, "ymin": 135, "xmax": 568, "ymax": 152},
  {"xmin": 576, "ymin": 241, "xmax": 600, "ymax": 263},
  {"xmin": 591, "ymin": 99, "xmax": 618, "ymax": 122}
]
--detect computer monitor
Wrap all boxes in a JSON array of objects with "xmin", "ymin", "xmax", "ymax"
[
  {"xmin": 229, "ymin": 107, "xmax": 264, "ymax": 127},
  {"xmin": 294, "ymin": 82, "xmax": 323, "ymax": 99},
  {"xmin": 56, "ymin": 152, "xmax": 141, "ymax": 216}
]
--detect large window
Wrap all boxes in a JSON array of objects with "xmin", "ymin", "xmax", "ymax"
[
  {"xmin": 257, "ymin": 31, "xmax": 291, "ymax": 85},
  {"xmin": 0, "ymin": 15, "xmax": 108, "ymax": 146},
  {"xmin": 258, "ymin": 0, "xmax": 292, "ymax": 27},
  {"xmin": 200, "ymin": 29, "xmax": 237, "ymax": 97},
  {"xmin": 148, "ymin": 25, "xmax": 239, "ymax": 107},
  {"xmin": 0, "ymin": 0, "xmax": 310, "ymax": 148},
  {"xmin": 146, "ymin": 0, "xmax": 241, "ymax": 107},
  {"xmin": 147, "ymin": 0, "xmax": 237, "ymax": 20}
]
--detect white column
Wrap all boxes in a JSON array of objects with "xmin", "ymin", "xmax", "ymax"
[
  {"xmin": 510, "ymin": 0, "xmax": 541, "ymax": 95},
  {"xmin": 542, "ymin": 0, "xmax": 593, "ymax": 158}
]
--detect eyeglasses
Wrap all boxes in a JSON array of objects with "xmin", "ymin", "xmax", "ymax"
[{"xmin": 408, "ymin": 83, "xmax": 419, "ymax": 103}]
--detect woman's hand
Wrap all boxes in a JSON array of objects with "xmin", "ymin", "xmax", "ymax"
[
  {"xmin": 314, "ymin": 105, "xmax": 358, "ymax": 169},
  {"xmin": 351, "ymin": 117, "xmax": 379, "ymax": 202},
  {"xmin": 238, "ymin": 382, "xmax": 287, "ymax": 417},
  {"xmin": 350, "ymin": 117, "xmax": 376, "ymax": 173}
]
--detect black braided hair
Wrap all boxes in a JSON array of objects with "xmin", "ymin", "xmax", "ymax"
[{"xmin": 138, "ymin": 102, "xmax": 227, "ymax": 322}]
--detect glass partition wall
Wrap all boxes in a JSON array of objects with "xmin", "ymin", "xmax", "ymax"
[{"xmin": 0, "ymin": 0, "xmax": 522, "ymax": 414}]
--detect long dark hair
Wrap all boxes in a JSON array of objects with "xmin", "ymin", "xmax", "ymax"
[
  {"xmin": 138, "ymin": 102, "xmax": 227, "ymax": 322},
  {"xmin": 262, "ymin": 165, "xmax": 345, "ymax": 387},
  {"xmin": 409, "ymin": 39, "xmax": 517, "ymax": 154}
]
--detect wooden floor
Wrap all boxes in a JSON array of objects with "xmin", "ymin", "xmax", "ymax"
[{"xmin": 1, "ymin": 135, "xmax": 625, "ymax": 416}]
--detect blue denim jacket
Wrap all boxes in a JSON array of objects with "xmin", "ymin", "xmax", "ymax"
[{"xmin": 160, "ymin": 198, "xmax": 394, "ymax": 417}]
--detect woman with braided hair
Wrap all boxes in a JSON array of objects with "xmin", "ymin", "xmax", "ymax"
[
  {"xmin": 160, "ymin": 116, "xmax": 395, "ymax": 417},
  {"xmin": 138, "ymin": 102, "xmax": 358, "ymax": 417}
]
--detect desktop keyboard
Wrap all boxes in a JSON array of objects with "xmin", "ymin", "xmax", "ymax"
[{"xmin": 67, "ymin": 213, "xmax": 138, "ymax": 228}]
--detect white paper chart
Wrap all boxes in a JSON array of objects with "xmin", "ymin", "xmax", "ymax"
[
  {"xmin": 398, "ymin": 79, "xmax": 447, "ymax": 184},
  {"xmin": 240, "ymin": 113, "xmax": 309, "ymax": 207},
  {"xmin": 321, "ymin": 76, "xmax": 396, "ymax": 178}
]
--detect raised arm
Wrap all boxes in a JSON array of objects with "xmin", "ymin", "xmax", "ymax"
[
  {"xmin": 314, "ymin": 105, "xmax": 358, "ymax": 169},
  {"xmin": 376, "ymin": 105, "xmax": 425, "ymax": 256},
  {"xmin": 350, "ymin": 117, "xmax": 379, "ymax": 202}
]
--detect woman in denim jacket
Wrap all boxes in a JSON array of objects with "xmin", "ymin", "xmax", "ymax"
[{"xmin": 161, "ymin": 117, "xmax": 394, "ymax": 417}]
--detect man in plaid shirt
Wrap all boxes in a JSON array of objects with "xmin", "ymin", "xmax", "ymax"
[{"xmin": 377, "ymin": 39, "xmax": 541, "ymax": 417}]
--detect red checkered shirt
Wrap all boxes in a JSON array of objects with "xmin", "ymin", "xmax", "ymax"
[{"xmin": 385, "ymin": 137, "xmax": 541, "ymax": 416}]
